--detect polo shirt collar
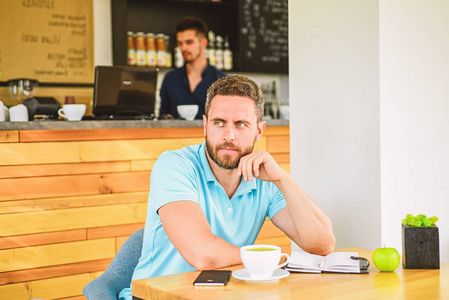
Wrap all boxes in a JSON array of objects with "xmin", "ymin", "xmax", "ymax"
[{"xmin": 199, "ymin": 142, "xmax": 257, "ymax": 194}]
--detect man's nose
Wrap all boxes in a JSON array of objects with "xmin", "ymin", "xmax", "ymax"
[{"xmin": 223, "ymin": 125, "xmax": 235, "ymax": 141}]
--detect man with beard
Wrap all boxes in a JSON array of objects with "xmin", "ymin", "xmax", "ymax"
[
  {"xmin": 119, "ymin": 75, "xmax": 335, "ymax": 300},
  {"xmin": 159, "ymin": 16, "xmax": 225, "ymax": 119}
]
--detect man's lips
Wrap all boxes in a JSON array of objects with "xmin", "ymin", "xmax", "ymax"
[{"xmin": 219, "ymin": 147, "xmax": 239, "ymax": 153}]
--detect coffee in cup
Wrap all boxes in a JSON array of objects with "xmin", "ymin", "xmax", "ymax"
[
  {"xmin": 58, "ymin": 104, "xmax": 86, "ymax": 121},
  {"xmin": 241, "ymin": 244, "xmax": 290, "ymax": 279}
]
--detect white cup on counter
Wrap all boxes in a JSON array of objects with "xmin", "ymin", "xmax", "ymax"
[
  {"xmin": 58, "ymin": 104, "xmax": 86, "ymax": 121},
  {"xmin": 177, "ymin": 104, "xmax": 198, "ymax": 121},
  {"xmin": 0, "ymin": 101, "xmax": 5, "ymax": 121},
  {"xmin": 9, "ymin": 104, "xmax": 29, "ymax": 122}
]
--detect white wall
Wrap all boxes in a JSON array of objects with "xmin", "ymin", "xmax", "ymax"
[
  {"xmin": 290, "ymin": 0, "xmax": 449, "ymax": 261},
  {"xmin": 289, "ymin": 0, "xmax": 381, "ymax": 250},
  {"xmin": 379, "ymin": 0, "xmax": 449, "ymax": 261}
]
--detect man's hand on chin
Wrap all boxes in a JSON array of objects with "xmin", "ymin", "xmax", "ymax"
[{"xmin": 237, "ymin": 149, "xmax": 287, "ymax": 182}]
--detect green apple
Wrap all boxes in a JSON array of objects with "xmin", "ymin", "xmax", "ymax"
[{"xmin": 373, "ymin": 247, "xmax": 400, "ymax": 272}]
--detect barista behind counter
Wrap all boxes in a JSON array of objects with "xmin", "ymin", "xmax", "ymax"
[{"xmin": 159, "ymin": 16, "xmax": 226, "ymax": 120}]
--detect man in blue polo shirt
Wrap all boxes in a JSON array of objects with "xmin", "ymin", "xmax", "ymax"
[
  {"xmin": 159, "ymin": 16, "xmax": 225, "ymax": 119},
  {"xmin": 119, "ymin": 75, "xmax": 335, "ymax": 300}
]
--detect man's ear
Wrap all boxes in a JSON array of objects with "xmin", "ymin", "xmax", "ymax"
[
  {"xmin": 255, "ymin": 121, "xmax": 266, "ymax": 141},
  {"xmin": 203, "ymin": 115, "xmax": 207, "ymax": 136},
  {"xmin": 201, "ymin": 37, "xmax": 208, "ymax": 49}
]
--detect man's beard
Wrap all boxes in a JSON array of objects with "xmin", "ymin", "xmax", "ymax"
[
  {"xmin": 206, "ymin": 137, "xmax": 255, "ymax": 169},
  {"xmin": 183, "ymin": 47, "xmax": 201, "ymax": 63}
]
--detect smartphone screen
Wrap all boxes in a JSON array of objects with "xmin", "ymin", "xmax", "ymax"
[{"xmin": 193, "ymin": 270, "xmax": 232, "ymax": 286}]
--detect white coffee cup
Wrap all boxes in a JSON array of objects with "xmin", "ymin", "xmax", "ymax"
[
  {"xmin": 58, "ymin": 104, "xmax": 86, "ymax": 121},
  {"xmin": 241, "ymin": 244, "xmax": 290, "ymax": 279},
  {"xmin": 9, "ymin": 104, "xmax": 29, "ymax": 122},
  {"xmin": 177, "ymin": 104, "xmax": 198, "ymax": 121}
]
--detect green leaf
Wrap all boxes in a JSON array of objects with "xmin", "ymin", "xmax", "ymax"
[
  {"xmin": 410, "ymin": 219, "xmax": 422, "ymax": 227},
  {"xmin": 422, "ymin": 219, "xmax": 431, "ymax": 227},
  {"xmin": 428, "ymin": 216, "xmax": 439, "ymax": 225},
  {"xmin": 417, "ymin": 214, "xmax": 427, "ymax": 222}
]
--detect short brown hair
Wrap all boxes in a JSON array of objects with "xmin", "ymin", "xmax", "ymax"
[
  {"xmin": 175, "ymin": 16, "xmax": 207, "ymax": 38},
  {"xmin": 205, "ymin": 75, "xmax": 264, "ymax": 122}
]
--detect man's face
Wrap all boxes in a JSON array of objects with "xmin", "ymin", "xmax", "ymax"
[
  {"xmin": 177, "ymin": 29, "xmax": 206, "ymax": 63},
  {"xmin": 203, "ymin": 95, "xmax": 265, "ymax": 169}
]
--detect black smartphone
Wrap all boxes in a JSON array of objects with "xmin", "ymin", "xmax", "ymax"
[{"xmin": 193, "ymin": 270, "xmax": 232, "ymax": 286}]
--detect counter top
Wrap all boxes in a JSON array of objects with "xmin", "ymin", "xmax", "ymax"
[{"xmin": 0, "ymin": 119, "xmax": 288, "ymax": 130}]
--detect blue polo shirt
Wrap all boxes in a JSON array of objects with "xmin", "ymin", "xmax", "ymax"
[
  {"xmin": 119, "ymin": 142, "xmax": 286, "ymax": 300},
  {"xmin": 159, "ymin": 64, "xmax": 226, "ymax": 119}
]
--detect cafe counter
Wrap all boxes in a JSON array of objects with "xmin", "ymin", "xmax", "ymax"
[{"xmin": 0, "ymin": 120, "xmax": 290, "ymax": 300}]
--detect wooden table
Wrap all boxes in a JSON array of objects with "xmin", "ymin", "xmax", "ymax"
[{"xmin": 132, "ymin": 248, "xmax": 448, "ymax": 300}]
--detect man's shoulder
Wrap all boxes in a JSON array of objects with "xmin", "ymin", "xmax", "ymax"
[
  {"xmin": 204, "ymin": 64, "xmax": 226, "ymax": 78},
  {"xmin": 158, "ymin": 143, "xmax": 203, "ymax": 166},
  {"xmin": 162, "ymin": 67, "xmax": 186, "ymax": 82}
]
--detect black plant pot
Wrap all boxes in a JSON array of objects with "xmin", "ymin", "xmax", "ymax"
[{"xmin": 402, "ymin": 224, "xmax": 440, "ymax": 269}]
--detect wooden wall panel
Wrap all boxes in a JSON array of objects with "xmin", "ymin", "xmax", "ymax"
[
  {"xmin": 30, "ymin": 272, "xmax": 103, "ymax": 300},
  {"xmin": 0, "ymin": 125, "xmax": 289, "ymax": 299},
  {"xmin": 0, "ymin": 171, "xmax": 150, "ymax": 201},
  {"xmin": 0, "ymin": 239, "xmax": 115, "ymax": 273},
  {"xmin": 0, "ymin": 202, "xmax": 147, "ymax": 236},
  {"xmin": 0, "ymin": 282, "xmax": 29, "ymax": 300},
  {"xmin": 0, "ymin": 161, "xmax": 131, "ymax": 179},
  {"xmin": 0, "ymin": 229, "xmax": 86, "ymax": 250},
  {"xmin": 0, "ymin": 259, "xmax": 111, "ymax": 285},
  {"xmin": 87, "ymin": 223, "xmax": 145, "ymax": 240},
  {"xmin": 131, "ymin": 159, "xmax": 156, "ymax": 171},
  {"xmin": 20, "ymin": 127, "xmax": 205, "ymax": 142},
  {"xmin": 0, "ymin": 138, "xmax": 204, "ymax": 166},
  {"xmin": 267, "ymin": 135, "xmax": 290, "ymax": 153},
  {"xmin": 0, "ymin": 191, "xmax": 148, "ymax": 214},
  {"xmin": 0, "ymin": 131, "xmax": 19, "ymax": 143},
  {"xmin": 264, "ymin": 126, "xmax": 289, "ymax": 136}
]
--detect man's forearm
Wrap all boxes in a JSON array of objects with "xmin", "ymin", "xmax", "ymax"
[{"xmin": 274, "ymin": 172, "xmax": 336, "ymax": 255}]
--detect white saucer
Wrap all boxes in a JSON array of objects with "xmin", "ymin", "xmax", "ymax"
[{"xmin": 232, "ymin": 268, "xmax": 290, "ymax": 283}]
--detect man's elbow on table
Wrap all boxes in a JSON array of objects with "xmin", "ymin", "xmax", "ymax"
[
  {"xmin": 184, "ymin": 251, "xmax": 225, "ymax": 271},
  {"xmin": 301, "ymin": 233, "xmax": 336, "ymax": 256}
]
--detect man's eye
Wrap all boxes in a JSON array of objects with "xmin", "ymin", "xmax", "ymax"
[
  {"xmin": 236, "ymin": 122, "xmax": 245, "ymax": 127},
  {"xmin": 214, "ymin": 121, "xmax": 223, "ymax": 126}
]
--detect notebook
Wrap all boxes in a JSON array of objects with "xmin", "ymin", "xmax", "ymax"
[
  {"xmin": 93, "ymin": 66, "xmax": 158, "ymax": 119},
  {"xmin": 285, "ymin": 251, "xmax": 370, "ymax": 274}
]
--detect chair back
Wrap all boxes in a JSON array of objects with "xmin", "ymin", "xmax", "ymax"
[{"xmin": 83, "ymin": 228, "xmax": 144, "ymax": 300}]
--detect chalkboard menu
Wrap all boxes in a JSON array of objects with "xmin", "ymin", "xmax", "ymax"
[
  {"xmin": 239, "ymin": 0, "xmax": 288, "ymax": 74},
  {"xmin": 0, "ymin": 0, "xmax": 94, "ymax": 83}
]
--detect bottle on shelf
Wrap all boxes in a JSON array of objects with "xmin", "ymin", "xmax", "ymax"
[
  {"xmin": 135, "ymin": 32, "xmax": 147, "ymax": 67},
  {"xmin": 174, "ymin": 46, "xmax": 184, "ymax": 68},
  {"xmin": 145, "ymin": 33, "xmax": 157, "ymax": 68},
  {"xmin": 223, "ymin": 36, "xmax": 233, "ymax": 71},
  {"xmin": 127, "ymin": 31, "xmax": 136, "ymax": 66},
  {"xmin": 156, "ymin": 33, "xmax": 167, "ymax": 68},
  {"xmin": 215, "ymin": 35, "xmax": 224, "ymax": 70},
  {"xmin": 207, "ymin": 31, "xmax": 216, "ymax": 67},
  {"xmin": 164, "ymin": 35, "xmax": 172, "ymax": 68}
]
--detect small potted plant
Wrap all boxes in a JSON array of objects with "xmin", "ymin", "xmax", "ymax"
[{"xmin": 402, "ymin": 214, "xmax": 439, "ymax": 269}]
